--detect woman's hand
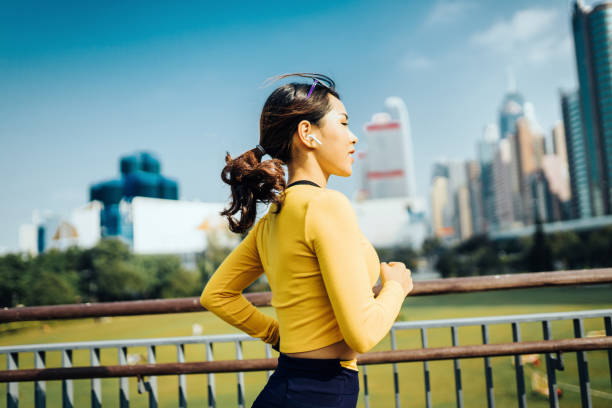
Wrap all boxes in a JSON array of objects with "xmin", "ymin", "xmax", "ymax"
[{"xmin": 380, "ymin": 261, "xmax": 413, "ymax": 297}]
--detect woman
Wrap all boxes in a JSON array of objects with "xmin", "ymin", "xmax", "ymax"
[{"xmin": 200, "ymin": 72, "xmax": 413, "ymax": 408}]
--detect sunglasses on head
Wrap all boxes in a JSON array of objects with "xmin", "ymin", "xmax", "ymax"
[{"xmin": 306, "ymin": 77, "xmax": 334, "ymax": 99}]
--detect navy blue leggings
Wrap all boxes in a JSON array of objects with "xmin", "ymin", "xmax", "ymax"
[{"xmin": 251, "ymin": 353, "xmax": 360, "ymax": 408}]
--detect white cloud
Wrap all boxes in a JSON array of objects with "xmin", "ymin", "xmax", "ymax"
[
  {"xmin": 470, "ymin": 8, "xmax": 572, "ymax": 65},
  {"xmin": 426, "ymin": 1, "xmax": 476, "ymax": 25},
  {"xmin": 401, "ymin": 55, "xmax": 433, "ymax": 70}
]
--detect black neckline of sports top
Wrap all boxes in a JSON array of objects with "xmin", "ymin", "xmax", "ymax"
[{"xmin": 286, "ymin": 179, "xmax": 321, "ymax": 189}]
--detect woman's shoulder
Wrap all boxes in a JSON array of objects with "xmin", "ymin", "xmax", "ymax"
[
  {"xmin": 306, "ymin": 188, "xmax": 354, "ymax": 218},
  {"xmin": 311, "ymin": 188, "xmax": 350, "ymax": 205},
  {"xmin": 304, "ymin": 188, "xmax": 360, "ymax": 244}
]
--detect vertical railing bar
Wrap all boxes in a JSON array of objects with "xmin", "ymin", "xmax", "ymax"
[
  {"xmin": 177, "ymin": 343, "xmax": 187, "ymax": 408},
  {"xmin": 205, "ymin": 342, "xmax": 216, "ymax": 408},
  {"xmin": 235, "ymin": 341, "xmax": 245, "ymax": 408},
  {"xmin": 118, "ymin": 346, "xmax": 129, "ymax": 408},
  {"xmin": 511, "ymin": 322, "xmax": 527, "ymax": 408},
  {"xmin": 147, "ymin": 345, "xmax": 158, "ymax": 408},
  {"xmin": 421, "ymin": 328, "xmax": 432, "ymax": 408},
  {"xmin": 62, "ymin": 349, "xmax": 74, "ymax": 408},
  {"xmin": 390, "ymin": 328, "xmax": 400, "ymax": 408},
  {"xmin": 605, "ymin": 316, "xmax": 612, "ymax": 389},
  {"xmin": 481, "ymin": 324, "xmax": 495, "ymax": 408},
  {"xmin": 362, "ymin": 364, "xmax": 370, "ymax": 408},
  {"xmin": 264, "ymin": 343, "xmax": 273, "ymax": 379},
  {"xmin": 7, "ymin": 352, "xmax": 18, "ymax": 408},
  {"xmin": 542, "ymin": 320, "xmax": 559, "ymax": 408},
  {"xmin": 35, "ymin": 350, "xmax": 46, "ymax": 408},
  {"xmin": 451, "ymin": 326, "xmax": 463, "ymax": 408},
  {"xmin": 573, "ymin": 318, "xmax": 592, "ymax": 408},
  {"xmin": 90, "ymin": 348, "xmax": 102, "ymax": 408}
]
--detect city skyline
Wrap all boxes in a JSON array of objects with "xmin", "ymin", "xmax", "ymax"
[{"xmin": 1, "ymin": 0, "xmax": 581, "ymax": 252}]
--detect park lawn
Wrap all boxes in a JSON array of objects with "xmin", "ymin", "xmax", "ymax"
[{"xmin": 0, "ymin": 284, "xmax": 610, "ymax": 408}]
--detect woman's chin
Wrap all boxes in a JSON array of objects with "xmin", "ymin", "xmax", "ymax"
[{"xmin": 340, "ymin": 168, "xmax": 352, "ymax": 177}]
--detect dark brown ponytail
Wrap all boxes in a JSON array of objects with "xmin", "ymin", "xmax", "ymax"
[{"xmin": 220, "ymin": 72, "xmax": 341, "ymax": 234}]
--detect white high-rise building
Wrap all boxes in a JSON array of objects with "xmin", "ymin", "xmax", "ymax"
[
  {"xmin": 362, "ymin": 97, "xmax": 417, "ymax": 199},
  {"xmin": 354, "ymin": 97, "xmax": 428, "ymax": 250}
]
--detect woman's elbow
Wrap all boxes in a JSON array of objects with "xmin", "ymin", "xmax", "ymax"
[
  {"xmin": 200, "ymin": 285, "xmax": 218, "ymax": 310},
  {"xmin": 200, "ymin": 291, "xmax": 211, "ymax": 309},
  {"xmin": 344, "ymin": 335, "xmax": 373, "ymax": 354}
]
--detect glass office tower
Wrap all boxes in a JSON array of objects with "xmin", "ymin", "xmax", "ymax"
[
  {"xmin": 572, "ymin": 0, "xmax": 612, "ymax": 215},
  {"xmin": 561, "ymin": 90, "xmax": 592, "ymax": 218}
]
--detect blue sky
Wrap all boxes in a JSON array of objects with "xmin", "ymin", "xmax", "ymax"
[{"xmin": 0, "ymin": 0, "xmax": 584, "ymax": 251}]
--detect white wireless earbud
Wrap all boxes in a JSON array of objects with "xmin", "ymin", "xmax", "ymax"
[{"xmin": 307, "ymin": 134, "xmax": 322, "ymax": 145}]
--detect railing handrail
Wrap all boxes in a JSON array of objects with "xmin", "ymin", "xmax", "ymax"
[
  {"xmin": 1, "ymin": 308, "xmax": 610, "ymax": 354},
  {"xmin": 1, "ymin": 336, "xmax": 610, "ymax": 382},
  {"xmin": 2, "ymin": 268, "xmax": 611, "ymax": 323},
  {"xmin": 393, "ymin": 308, "xmax": 612, "ymax": 329}
]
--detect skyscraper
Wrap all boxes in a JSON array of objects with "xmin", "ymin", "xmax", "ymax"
[
  {"xmin": 466, "ymin": 160, "xmax": 484, "ymax": 235},
  {"xmin": 561, "ymin": 90, "xmax": 591, "ymax": 219},
  {"xmin": 362, "ymin": 97, "xmax": 417, "ymax": 199},
  {"xmin": 552, "ymin": 122, "xmax": 568, "ymax": 165},
  {"xmin": 477, "ymin": 124, "xmax": 499, "ymax": 231},
  {"xmin": 499, "ymin": 90, "xmax": 525, "ymax": 140},
  {"xmin": 514, "ymin": 117, "xmax": 538, "ymax": 225},
  {"xmin": 431, "ymin": 164, "xmax": 452, "ymax": 238},
  {"xmin": 493, "ymin": 138, "xmax": 521, "ymax": 229},
  {"xmin": 571, "ymin": 0, "xmax": 612, "ymax": 215}
]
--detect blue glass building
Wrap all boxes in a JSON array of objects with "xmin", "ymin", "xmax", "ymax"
[
  {"xmin": 561, "ymin": 90, "xmax": 592, "ymax": 219},
  {"xmin": 572, "ymin": 0, "xmax": 612, "ymax": 215},
  {"xmin": 90, "ymin": 151, "xmax": 179, "ymax": 240},
  {"xmin": 499, "ymin": 92, "xmax": 525, "ymax": 140}
]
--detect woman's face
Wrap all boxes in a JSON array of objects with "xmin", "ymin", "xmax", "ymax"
[{"xmin": 315, "ymin": 95, "xmax": 358, "ymax": 178}]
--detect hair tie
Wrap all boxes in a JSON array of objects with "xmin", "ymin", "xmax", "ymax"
[{"xmin": 255, "ymin": 144, "xmax": 266, "ymax": 156}]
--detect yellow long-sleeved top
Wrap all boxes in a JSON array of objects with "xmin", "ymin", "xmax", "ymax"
[{"xmin": 200, "ymin": 183, "xmax": 406, "ymax": 372}]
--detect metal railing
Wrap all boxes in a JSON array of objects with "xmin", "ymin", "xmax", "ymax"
[{"xmin": 1, "ymin": 268, "xmax": 611, "ymax": 408}]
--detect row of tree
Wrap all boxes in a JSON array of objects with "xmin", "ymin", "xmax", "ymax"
[
  {"xmin": 1, "ymin": 223, "xmax": 610, "ymax": 307},
  {"xmin": 0, "ymin": 238, "xmax": 231, "ymax": 308},
  {"xmin": 423, "ymin": 222, "xmax": 612, "ymax": 278}
]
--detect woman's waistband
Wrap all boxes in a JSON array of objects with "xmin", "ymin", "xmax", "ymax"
[{"xmin": 276, "ymin": 353, "xmax": 345, "ymax": 375}]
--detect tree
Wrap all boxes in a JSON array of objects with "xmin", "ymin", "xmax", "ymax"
[
  {"xmin": 525, "ymin": 216, "xmax": 553, "ymax": 272},
  {"xmin": 377, "ymin": 245, "xmax": 418, "ymax": 272},
  {"xmin": 89, "ymin": 238, "xmax": 148, "ymax": 301},
  {"xmin": 23, "ymin": 267, "xmax": 79, "ymax": 306},
  {"xmin": 421, "ymin": 237, "xmax": 444, "ymax": 258},
  {"xmin": 549, "ymin": 230, "xmax": 583, "ymax": 270},
  {"xmin": 0, "ymin": 253, "xmax": 31, "ymax": 307}
]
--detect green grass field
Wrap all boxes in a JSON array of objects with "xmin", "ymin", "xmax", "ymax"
[{"xmin": 1, "ymin": 285, "xmax": 611, "ymax": 408}]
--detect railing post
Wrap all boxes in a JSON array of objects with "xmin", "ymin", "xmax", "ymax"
[
  {"xmin": 451, "ymin": 326, "xmax": 463, "ymax": 408},
  {"xmin": 147, "ymin": 345, "xmax": 158, "ymax": 408},
  {"xmin": 118, "ymin": 346, "xmax": 129, "ymax": 408},
  {"xmin": 7, "ymin": 352, "xmax": 18, "ymax": 408},
  {"xmin": 177, "ymin": 343, "xmax": 187, "ymax": 408},
  {"xmin": 205, "ymin": 342, "xmax": 216, "ymax": 408},
  {"xmin": 235, "ymin": 340, "xmax": 245, "ymax": 408},
  {"xmin": 511, "ymin": 322, "xmax": 526, "ymax": 408},
  {"xmin": 264, "ymin": 343, "xmax": 273, "ymax": 379},
  {"xmin": 573, "ymin": 319, "xmax": 592, "ymax": 408},
  {"xmin": 390, "ymin": 328, "xmax": 400, "ymax": 408},
  {"xmin": 90, "ymin": 348, "xmax": 102, "ymax": 408},
  {"xmin": 361, "ymin": 364, "xmax": 370, "ymax": 408},
  {"xmin": 481, "ymin": 324, "xmax": 494, "ymax": 408},
  {"xmin": 34, "ymin": 350, "xmax": 46, "ymax": 408},
  {"xmin": 421, "ymin": 328, "xmax": 432, "ymax": 408},
  {"xmin": 605, "ymin": 316, "xmax": 612, "ymax": 388},
  {"xmin": 62, "ymin": 349, "xmax": 73, "ymax": 408},
  {"xmin": 542, "ymin": 321, "xmax": 559, "ymax": 408}
]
